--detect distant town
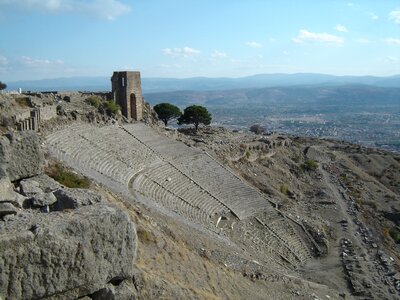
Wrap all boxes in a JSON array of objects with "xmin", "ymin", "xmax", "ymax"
[{"xmin": 212, "ymin": 106, "xmax": 400, "ymax": 153}]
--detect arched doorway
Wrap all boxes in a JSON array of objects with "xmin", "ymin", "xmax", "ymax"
[{"xmin": 130, "ymin": 93, "xmax": 137, "ymax": 120}]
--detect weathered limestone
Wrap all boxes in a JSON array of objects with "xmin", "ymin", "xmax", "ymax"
[
  {"xmin": 20, "ymin": 178, "xmax": 43, "ymax": 197},
  {"xmin": 0, "ymin": 202, "xmax": 18, "ymax": 219},
  {"xmin": 0, "ymin": 131, "xmax": 44, "ymax": 181},
  {"xmin": 52, "ymin": 188, "xmax": 104, "ymax": 211},
  {"xmin": 0, "ymin": 177, "xmax": 26, "ymax": 208},
  {"xmin": 14, "ymin": 105, "xmax": 57, "ymax": 132},
  {"xmin": 0, "ymin": 177, "xmax": 16, "ymax": 201},
  {"xmin": 0, "ymin": 128, "xmax": 139, "ymax": 299},
  {"xmin": 0, "ymin": 202, "xmax": 137, "ymax": 300},
  {"xmin": 31, "ymin": 191, "xmax": 58, "ymax": 208}
]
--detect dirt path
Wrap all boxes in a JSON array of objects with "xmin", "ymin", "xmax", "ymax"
[{"xmin": 315, "ymin": 151, "xmax": 399, "ymax": 299}]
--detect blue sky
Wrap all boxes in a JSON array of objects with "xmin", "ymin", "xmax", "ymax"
[{"xmin": 0, "ymin": 0, "xmax": 399, "ymax": 81}]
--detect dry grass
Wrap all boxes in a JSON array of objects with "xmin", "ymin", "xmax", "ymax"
[
  {"xmin": 15, "ymin": 97, "xmax": 31, "ymax": 108},
  {"xmin": 45, "ymin": 163, "xmax": 91, "ymax": 188},
  {"xmin": 137, "ymin": 227, "xmax": 156, "ymax": 244}
]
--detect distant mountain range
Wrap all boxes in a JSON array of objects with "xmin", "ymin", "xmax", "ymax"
[
  {"xmin": 5, "ymin": 73, "xmax": 400, "ymax": 93},
  {"xmin": 144, "ymin": 85, "xmax": 400, "ymax": 108}
]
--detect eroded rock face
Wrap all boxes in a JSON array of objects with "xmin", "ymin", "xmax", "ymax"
[
  {"xmin": 52, "ymin": 188, "xmax": 104, "ymax": 211},
  {"xmin": 0, "ymin": 202, "xmax": 137, "ymax": 300},
  {"xmin": 0, "ymin": 176, "xmax": 26, "ymax": 208},
  {"xmin": 0, "ymin": 130, "xmax": 137, "ymax": 299},
  {"xmin": 0, "ymin": 131, "xmax": 44, "ymax": 181}
]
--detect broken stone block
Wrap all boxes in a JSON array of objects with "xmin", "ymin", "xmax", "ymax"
[
  {"xmin": 0, "ymin": 202, "xmax": 18, "ymax": 219},
  {"xmin": 52, "ymin": 188, "xmax": 104, "ymax": 211},
  {"xmin": 0, "ymin": 177, "xmax": 26, "ymax": 208},
  {"xmin": 31, "ymin": 192, "xmax": 57, "ymax": 208},
  {"xmin": 0, "ymin": 177, "xmax": 15, "ymax": 201},
  {"xmin": 20, "ymin": 179, "xmax": 42, "ymax": 197},
  {"xmin": 31, "ymin": 174, "xmax": 61, "ymax": 192}
]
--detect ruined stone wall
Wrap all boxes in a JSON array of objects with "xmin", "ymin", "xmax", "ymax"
[
  {"xmin": 127, "ymin": 72, "xmax": 143, "ymax": 121},
  {"xmin": 39, "ymin": 105, "xmax": 57, "ymax": 121},
  {"xmin": 13, "ymin": 105, "xmax": 56, "ymax": 132},
  {"xmin": 111, "ymin": 71, "xmax": 143, "ymax": 121},
  {"xmin": 13, "ymin": 110, "xmax": 31, "ymax": 122}
]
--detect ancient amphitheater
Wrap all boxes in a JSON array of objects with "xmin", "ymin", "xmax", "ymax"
[{"xmin": 46, "ymin": 123, "xmax": 313, "ymax": 272}]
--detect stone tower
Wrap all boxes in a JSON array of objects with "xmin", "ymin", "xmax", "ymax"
[{"xmin": 111, "ymin": 71, "xmax": 143, "ymax": 121}]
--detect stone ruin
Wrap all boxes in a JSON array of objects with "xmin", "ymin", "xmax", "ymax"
[
  {"xmin": 13, "ymin": 105, "xmax": 57, "ymax": 132},
  {"xmin": 111, "ymin": 71, "xmax": 144, "ymax": 121}
]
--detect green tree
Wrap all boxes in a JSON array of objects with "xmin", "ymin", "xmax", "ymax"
[
  {"xmin": 0, "ymin": 81, "xmax": 6, "ymax": 91},
  {"xmin": 178, "ymin": 105, "xmax": 212, "ymax": 131},
  {"xmin": 249, "ymin": 124, "xmax": 266, "ymax": 134},
  {"xmin": 153, "ymin": 103, "xmax": 182, "ymax": 126}
]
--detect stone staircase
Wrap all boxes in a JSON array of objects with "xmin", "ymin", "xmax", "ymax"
[{"xmin": 46, "ymin": 123, "xmax": 314, "ymax": 270}]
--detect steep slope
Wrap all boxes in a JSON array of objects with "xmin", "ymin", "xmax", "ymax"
[{"xmin": 177, "ymin": 127, "xmax": 400, "ymax": 299}]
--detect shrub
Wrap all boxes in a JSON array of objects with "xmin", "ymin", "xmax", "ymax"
[
  {"xmin": 280, "ymin": 184, "xmax": 289, "ymax": 195},
  {"xmin": 86, "ymin": 96, "xmax": 101, "ymax": 108},
  {"xmin": 15, "ymin": 97, "xmax": 31, "ymax": 107},
  {"xmin": 0, "ymin": 115, "xmax": 13, "ymax": 127},
  {"xmin": 249, "ymin": 124, "xmax": 266, "ymax": 134},
  {"xmin": 137, "ymin": 227, "xmax": 156, "ymax": 244},
  {"xmin": 363, "ymin": 200, "xmax": 377, "ymax": 209},
  {"xmin": 383, "ymin": 227, "xmax": 390, "ymax": 238},
  {"xmin": 45, "ymin": 163, "xmax": 90, "ymax": 188},
  {"xmin": 302, "ymin": 159, "xmax": 319, "ymax": 171},
  {"xmin": 104, "ymin": 101, "xmax": 120, "ymax": 116},
  {"xmin": 292, "ymin": 154, "xmax": 301, "ymax": 163},
  {"xmin": 389, "ymin": 228, "xmax": 400, "ymax": 243}
]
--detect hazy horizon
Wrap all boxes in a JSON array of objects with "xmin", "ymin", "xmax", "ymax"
[{"xmin": 5, "ymin": 72, "xmax": 400, "ymax": 83}]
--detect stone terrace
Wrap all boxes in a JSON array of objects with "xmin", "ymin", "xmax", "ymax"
[
  {"xmin": 46, "ymin": 123, "xmax": 312, "ymax": 270},
  {"xmin": 46, "ymin": 123, "xmax": 273, "ymax": 223}
]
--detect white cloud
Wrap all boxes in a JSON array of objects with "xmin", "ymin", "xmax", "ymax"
[
  {"xmin": 19, "ymin": 56, "xmax": 64, "ymax": 67},
  {"xmin": 335, "ymin": 24, "xmax": 348, "ymax": 32},
  {"xmin": 389, "ymin": 10, "xmax": 400, "ymax": 24},
  {"xmin": 162, "ymin": 47, "xmax": 200, "ymax": 58},
  {"xmin": 292, "ymin": 29, "xmax": 344, "ymax": 45},
  {"xmin": 356, "ymin": 38, "xmax": 371, "ymax": 44},
  {"xmin": 347, "ymin": 2, "xmax": 354, "ymax": 7},
  {"xmin": 160, "ymin": 64, "xmax": 182, "ymax": 69},
  {"xmin": 367, "ymin": 12, "xmax": 379, "ymax": 21},
  {"xmin": 386, "ymin": 56, "xmax": 398, "ymax": 62},
  {"xmin": 0, "ymin": 0, "xmax": 131, "ymax": 20},
  {"xmin": 245, "ymin": 41, "xmax": 263, "ymax": 48},
  {"xmin": 211, "ymin": 50, "xmax": 227, "ymax": 58},
  {"xmin": 0, "ymin": 55, "xmax": 8, "ymax": 65},
  {"xmin": 386, "ymin": 38, "xmax": 400, "ymax": 45}
]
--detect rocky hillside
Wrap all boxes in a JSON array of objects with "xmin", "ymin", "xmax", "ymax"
[
  {"xmin": 0, "ymin": 92, "xmax": 399, "ymax": 299},
  {"xmin": 0, "ymin": 131, "xmax": 137, "ymax": 299},
  {"xmin": 174, "ymin": 126, "xmax": 400, "ymax": 299}
]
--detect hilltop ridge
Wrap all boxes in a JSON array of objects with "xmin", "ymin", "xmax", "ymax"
[{"xmin": 5, "ymin": 73, "xmax": 400, "ymax": 92}]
